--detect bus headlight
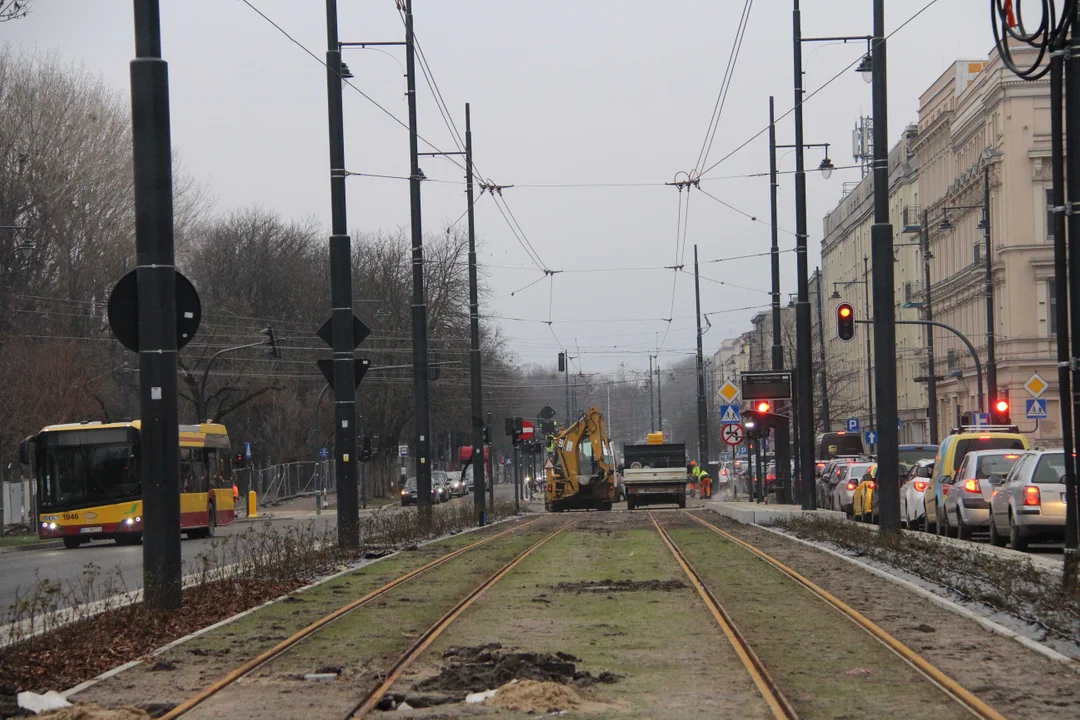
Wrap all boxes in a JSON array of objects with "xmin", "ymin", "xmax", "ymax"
[{"xmin": 48, "ymin": 522, "xmax": 57, "ymax": 530}]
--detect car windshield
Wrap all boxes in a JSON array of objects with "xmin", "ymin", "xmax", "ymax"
[
  {"xmin": 975, "ymin": 454, "xmax": 1020, "ymax": 479},
  {"xmin": 898, "ymin": 448, "xmax": 937, "ymax": 474},
  {"xmin": 404, "ymin": 478, "xmax": 417, "ymax": 491},
  {"xmin": 847, "ymin": 463, "xmax": 872, "ymax": 479},
  {"xmin": 1032, "ymin": 453, "xmax": 1066, "ymax": 484},
  {"xmin": 37, "ymin": 429, "xmax": 140, "ymax": 510}
]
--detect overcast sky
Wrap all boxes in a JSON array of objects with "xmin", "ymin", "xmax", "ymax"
[{"xmin": 6, "ymin": 0, "xmax": 992, "ymax": 377}]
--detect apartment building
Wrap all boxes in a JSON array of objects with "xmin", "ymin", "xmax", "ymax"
[{"xmin": 914, "ymin": 49, "xmax": 1059, "ymax": 442}]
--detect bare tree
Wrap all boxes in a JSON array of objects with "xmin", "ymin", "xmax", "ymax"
[{"xmin": 0, "ymin": 0, "xmax": 30, "ymax": 22}]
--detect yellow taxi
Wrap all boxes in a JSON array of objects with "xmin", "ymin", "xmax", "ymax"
[
  {"xmin": 852, "ymin": 463, "xmax": 878, "ymax": 523},
  {"xmin": 922, "ymin": 428, "xmax": 1029, "ymax": 533}
]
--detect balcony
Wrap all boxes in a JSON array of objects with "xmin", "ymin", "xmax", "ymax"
[
  {"xmin": 902, "ymin": 205, "xmax": 923, "ymax": 234},
  {"xmin": 903, "ymin": 280, "xmax": 924, "ymax": 308}
]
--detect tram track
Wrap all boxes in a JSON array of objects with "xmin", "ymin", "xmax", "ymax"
[
  {"xmin": 160, "ymin": 515, "xmax": 545, "ymax": 719},
  {"xmin": 679, "ymin": 509, "xmax": 1008, "ymax": 720}
]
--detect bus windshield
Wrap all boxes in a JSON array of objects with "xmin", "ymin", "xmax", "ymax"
[{"xmin": 37, "ymin": 428, "xmax": 140, "ymax": 511}]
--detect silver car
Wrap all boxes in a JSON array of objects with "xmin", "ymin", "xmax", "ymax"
[
  {"xmin": 830, "ymin": 463, "xmax": 873, "ymax": 518},
  {"xmin": 939, "ymin": 449, "xmax": 1021, "ymax": 539},
  {"xmin": 899, "ymin": 459, "xmax": 933, "ymax": 529},
  {"xmin": 989, "ymin": 449, "xmax": 1069, "ymax": 550}
]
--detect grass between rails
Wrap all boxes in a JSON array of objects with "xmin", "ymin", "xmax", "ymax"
[
  {"xmin": 0, "ymin": 535, "xmax": 42, "ymax": 548},
  {"xmin": 664, "ymin": 520, "xmax": 970, "ymax": 720},
  {"xmin": 1, "ymin": 499, "xmax": 519, "ymax": 693},
  {"xmin": 400, "ymin": 513, "xmax": 773, "ymax": 719},
  {"xmin": 772, "ymin": 516, "xmax": 1080, "ymax": 645}
]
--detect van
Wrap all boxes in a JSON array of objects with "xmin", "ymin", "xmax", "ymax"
[{"xmin": 815, "ymin": 432, "xmax": 865, "ymax": 475}]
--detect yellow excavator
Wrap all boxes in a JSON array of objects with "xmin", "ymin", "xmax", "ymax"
[{"xmin": 545, "ymin": 406, "xmax": 615, "ymax": 512}]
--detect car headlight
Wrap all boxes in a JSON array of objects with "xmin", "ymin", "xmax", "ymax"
[
  {"xmin": 401, "ymin": 489, "xmax": 409, "ymax": 495},
  {"xmin": 124, "ymin": 518, "xmax": 134, "ymax": 526}
]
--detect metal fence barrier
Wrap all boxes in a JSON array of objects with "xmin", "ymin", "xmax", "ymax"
[{"xmin": 234, "ymin": 460, "xmax": 335, "ymax": 506}]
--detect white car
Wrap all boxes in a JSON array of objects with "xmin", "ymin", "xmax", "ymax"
[
  {"xmin": 829, "ymin": 462, "xmax": 873, "ymax": 518},
  {"xmin": 445, "ymin": 471, "xmax": 465, "ymax": 498},
  {"xmin": 989, "ymin": 449, "xmax": 1068, "ymax": 550},
  {"xmin": 899, "ymin": 459, "xmax": 933, "ymax": 529},
  {"xmin": 940, "ymin": 450, "xmax": 1021, "ymax": 539}
]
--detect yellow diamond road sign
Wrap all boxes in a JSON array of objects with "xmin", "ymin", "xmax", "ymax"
[
  {"xmin": 718, "ymin": 380, "xmax": 741, "ymax": 403},
  {"xmin": 1024, "ymin": 373, "xmax": 1048, "ymax": 399}
]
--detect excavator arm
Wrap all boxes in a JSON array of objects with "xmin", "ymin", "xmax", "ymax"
[{"xmin": 547, "ymin": 406, "xmax": 614, "ymax": 503}]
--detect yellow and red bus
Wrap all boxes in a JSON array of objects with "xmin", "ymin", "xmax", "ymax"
[{"xmin": 21, "ymin": 421, "xmax": 236, "ymax": 549}]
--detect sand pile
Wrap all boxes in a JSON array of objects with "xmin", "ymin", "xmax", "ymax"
[{"xmin": 486, "ymin": 680, "xmax": 582, "ymax": 713}]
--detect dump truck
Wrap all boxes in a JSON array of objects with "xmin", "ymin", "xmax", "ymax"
[
  {"xmin": 545, "ymin": 406, "xmax": 616, "ymax": 512},
  {"xmin": 622, "ymin": 436, "xmax": 687, "ymax": 510}
]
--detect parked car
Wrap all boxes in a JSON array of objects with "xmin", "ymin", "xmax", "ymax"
[
  {"xmin": 852, "ymin": 463, "xmax": 879, "ymax": 523},
  {"xmin": 831, "ymin": 462, "xmax": 874, "ymax": 517},
  {"xmin": 899, "ymin": 459, "xmax": 934, "ymax": 529},
  {"xmin": 446, "ymin": 471, "xmax": 465, "ymax": 498},
  {"xmin": 898, "ymin": 444, "xmax": 938, "ymax": 478},
  {"xmin": 923, "ymin": 428, "xmax": 1029, "ymax": 533},
  {"xmin": 400, "ymin": 477, "xmax": 418, "ymax": 506},
  {"xmin": 463, "ymin": 465, "xmax": 475, "ymax": 494},
  {"xmin": 939, "ymin": 449, "xmax": 1022, "ymax": 539},
  {"xmin": 989, "ymin": 449, "xmax": 1069, "ymax": 550},
  {"xmin": 816, "ymin": 456, "xmax": 861, "ymax": 509}
]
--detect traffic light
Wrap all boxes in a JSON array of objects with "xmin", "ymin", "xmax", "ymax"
[
  {"xmin": 234, "ymin": 454, "xmax": 245, "ymax": 469},
  {"xmin": 992, "ymin": 388, "xmax": 1011, "ymax": 425},
  {"xmin": 836, "ymin": 303, "xmax": 855, "ymax": 342},
  {"xmin": 755, "ymin": 401, "xmax": 771, "ymax": 413},
  {"xmin": 361, "ymin": 435, "xmax": 372, "ymax": 461},
  {"xmin": 261, "ymin": 324, "xmax": 281, "ymax": 358},
  {"xmin": 558, "ymin": 352, "xmax": 566, "ymax": 372},
  {"xmin": 428, "ymin": 349, "xmax": 441, "ymax": 380}
]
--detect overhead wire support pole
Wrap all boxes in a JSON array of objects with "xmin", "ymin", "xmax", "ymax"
[
  {"xmin": 792, "ymin": 0, "xmax": 816, "ymax": 510},
  {"xmin": 983, "ymin": 161, "xmax": 997, "ymax": 414},
  {"xmin": 404, "ymin": 0, "xmax": 433, "ymax": 526},
  {"xmin": 1063, "ymin": 8, "xmax": 1080, "ymax": 586},
  {"xmin": 864, "ymin": 256, "xmax": 874, "ymax": 447},
  {"xmin": 694, "ymin": 245, "xmax": 710, "ymax": 469},
  {"xmin": 131, "ymin": 0, "xmax": 182, "ymax": 610},
  {"xmin": 465, "ymin": 103, "xmax": 486, "ymax": 527},
  {"xmin": 922, "ymin": 211, "xmax": 939, "ymax": 444},
  {"xmin": 814, "ymin": 267, "xmax": 830, "ymax": 430},
  {"xmin": 769, "ymin": 96, "xmax": 783, "ymax": 372},
  {"xmin": 649, "ymin": 354, "xmax": 655, "ymax": 431},
  {"xmin": 325, "ymin": 0, "xmax": 360, "ymax": 550}
]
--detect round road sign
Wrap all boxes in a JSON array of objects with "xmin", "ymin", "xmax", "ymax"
[
  {"xmin": 520, "ymin": 420, "xmax": 535, "ymax": 440},
  {"xmin": 722, "ymin": 424, "xmax": 745, "ymax": 446}
]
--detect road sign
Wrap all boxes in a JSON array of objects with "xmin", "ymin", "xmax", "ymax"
[
  {"xmin": 722, "ymin": 424, "xmax": 745, "ymax": 446},
  {"xmin": 245, "ymin": 441, "xmax": 252, "ymax": 459},
  {"xmin": 520, "ymin": 420, "xmax": 535, "ymax": 441},
  {"xmin": 108, "ymin": 269, "xmax": 202, "ymax": 352},
  {"xmin": 398, "ymin": 444, "xmax": 409, "ymax": 458},
  {"xmin": 846, "ymin": 417, "xmax": 860, "ymax": 433},
  {"xmin": 718, "ymin": 380, "xmax": 741, "ymax": 403},
  {"xmin": 736, "ymin": 445, "xmax": 748, "ymax": 456},
  {"xmin": 539, "ymin": 405, "xmax": 557, "ymax": 420},
  {"xmin": 1024, "ymin": 373, "xmax": 1048, "ymax": 398},
  {"xmin": 317, "ymin": 315, "xmax": 371, "ymax": 350},
  {"xmin": 320, "ymin": 447, "xmax": 329, "ymax": 460},
  {"xmin": 719, "ymin": 404, "xmax": 741, "ymax": 425},
  {"xmin": 545, "ymin": 458, "xmax": 554, "ymax": 470},
  {"xmin": 317, "ymin": 358, "xmax": 371, "ymax": 390},
  {"xmin": 1026, "ymin": 398, "xmax": 1048, "ymax": 419},
  {"xmin": 865, "ymin": 430, "xmax": 877, "ymax": 445},
  {"xmin": 973, "ymin": 412, "xmax": 991, "ymax": 427},
  {"xmin": 741, "ymin": 371, "xmax": 793, "ymax": 400},
  {"xmin": 898, "ymin": 417, "xmax": 903, "ymax": 430}
]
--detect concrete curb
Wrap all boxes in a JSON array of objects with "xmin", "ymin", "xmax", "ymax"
[
  {"xmin": 706, "ymin": 508, "xmax": 1079, "ymax": 668},
  {"xmin": 0, "ymin": 540, "xmax": 62, "ymax": 555},
  {"xmin": 62, "ymin": 513, "xmax": 529, "ymax": 699},
  {"xmin": 707, "ymin": 499, "xmax": 846, "ymax": 526}
]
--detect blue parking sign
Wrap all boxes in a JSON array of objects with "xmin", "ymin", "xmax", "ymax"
[{"xmin": 846, "ymin": 417, "xmax": 860, "ymax": 433}]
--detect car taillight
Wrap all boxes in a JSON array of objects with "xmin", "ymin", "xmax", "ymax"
[
  {"xmin": 846, "ymin": 481, "xmax": 857, "ymax": 491},
  {"xmin": 721, "ymin": 468, "xmax": 728, "ymax": 476},
  {"xmin": 964, "ymin": 479, "xmax": 981, "ymax": 493},
  {"xmin": 1023, "ymin": 485, "xmax": 1041, "ymax": 506},
  {"xmin": 867, "ymin": 481, "xmax": 875, "ymax": 490},
  {"xmin": 979, "ymin": 435, "xmax": 992, "ymax": 440},
  {"xmin": 913, "ymin": 481, "xmax": 927, "ymax": 492}
]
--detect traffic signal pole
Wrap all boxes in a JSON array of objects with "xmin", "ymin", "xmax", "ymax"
[
  {"xmin": 131, "ymin": 0, "xmax": 182, "ymax": 609},
  {"xmin": 694, "ymin": 246, "xmax": 711, "ymax": 468}
]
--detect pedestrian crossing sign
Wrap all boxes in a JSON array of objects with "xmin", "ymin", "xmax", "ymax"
[
  {"xmin": 719, "ymin": 404, "xmax": 741, "ymax": 425},
  {"xmin": 1025, "ymin": 398, "xmax": 1048, "ymax": 419}
]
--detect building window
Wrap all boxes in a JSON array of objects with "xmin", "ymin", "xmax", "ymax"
[
  {"xmin": 1047, "ymin": 188, "xmax": 1055, "ymax": 240},
  {"xmin": 973, "ymin": 242, "xmax": 982, "ymax": 266},
  {"xmin": 947, "ymin": 349, "xmax": 957, "ymax": 372},
  {"xmin": 1050, "ymin": 280, "xmax": 1058, "ymax": 336}
]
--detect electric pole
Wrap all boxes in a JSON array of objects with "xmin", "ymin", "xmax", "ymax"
[
  {"xmin": 404, "ymin": 0, "xmax": 433, "ymax": 521},
  {"xmin": 694, "ymin": 245, "xmax": 710, "ymax": 467},
  {"xmin": 466, "ymin": 103, "xmax": 486, "ymax": 526},
  {"xmin": 324, "ymin": 0, "xmax": 360, "ymax": 549},
  {"xmin": 648, "ymin": 354, "xmax": 656, "ymax": 431},
  {"xmin": 656, "ymin": 363, "xmax": 663, "ymax": 436},
  {"xmin": 131, "ymin": 0, "xmax": 182, "ymax": 609}
]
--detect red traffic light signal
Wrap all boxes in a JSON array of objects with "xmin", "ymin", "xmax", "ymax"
[
  {"xmin": 836, "ymin": 302, "xmax": 855, "ymax": 342},
  {"xmin": 994, "ymin": 399, "xmax": 1009, "ymax": 413},
  {"xmin": 992, "ymin": 389, "xmax": 1011, "ymax": 424},
  {"xmin": 755, "ymin": 401, "xmax": 771, "ymax": 413}
]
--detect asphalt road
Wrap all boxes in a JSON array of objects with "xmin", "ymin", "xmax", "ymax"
[{"xmin": 0, "ymin": 485, "xmax": 520, "ymax": 612}]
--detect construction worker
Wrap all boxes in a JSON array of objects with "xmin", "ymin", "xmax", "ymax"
[
  {"xmin": 691, "ymin": 462, "xmax": 712, "ymax": 500},
  {"xmin": 687, "ymin": 461, "xmax": 699, "ymax": 498}
]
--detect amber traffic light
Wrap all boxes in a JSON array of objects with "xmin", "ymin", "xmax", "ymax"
[{"xmin": 836, "ymin": 303, "xmax": 855, "ymax": 342}]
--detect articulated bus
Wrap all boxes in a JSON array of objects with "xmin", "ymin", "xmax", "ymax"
[{"xmin": 20, "ymin": 421, "xmax": 236, "ymax": 549}]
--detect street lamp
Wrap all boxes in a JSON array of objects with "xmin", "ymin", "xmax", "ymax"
[
  {"xmin": 1, "ymin": 226, "xmax": 33, "ymax": 258},
  {"xmin": 856, "ymin": 54, "xmax": 874, "ymax": 83}
]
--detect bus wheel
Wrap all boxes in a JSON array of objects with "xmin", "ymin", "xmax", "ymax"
[
  {"xmin": 206, "ymin": 504, "xmax": 217, "ymax": 538},
  {"xmin": 63, "ymin": 536, "xmax": 82, "ymax": 550}
]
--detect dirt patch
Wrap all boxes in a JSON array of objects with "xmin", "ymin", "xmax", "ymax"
[
  {"xmin": 409, "ymin": 644, "xmax": 621, "ymax": 698},
  {"xmin": 486, "ymin": 679, "xmax": 582, "ymax": 712},
  {"xmin": 35, "ymin": 704, "xmax": 151, "ymax": 720},
  {"xmin": 552, "ymin": 578, "xmax": 686, "ymax": 593}
]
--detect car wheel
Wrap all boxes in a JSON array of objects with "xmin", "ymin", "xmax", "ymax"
[
  {"xmin": 923, "ymin": 511, "xmax": 935, "ymax": 534},
  {"xmin": 989, "ymin": 515, "xmax": 1007, "ymax": 547},
  {"xmin": 956, "ymin": 510, "xmax": 973, "ymax": 541},
  {"xmin": 1009, "ymin": 511, "xmax": 1029, "ymax": 551}
]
